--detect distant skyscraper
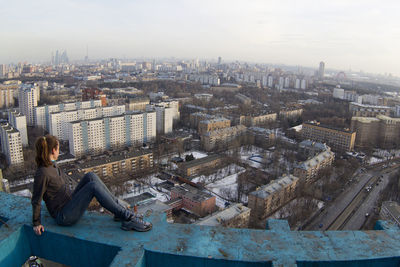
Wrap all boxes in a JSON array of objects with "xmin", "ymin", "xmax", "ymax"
[
  {"xmin": 0, "ymin": 64, "xmax": 6, "ymax": 77},
  {"xmin": 52, "ymin": 50, "xmax": 69, "ymax": 65},
  {"xmin": 319, "ymin": 61, "xmax": 325, "ymax": 80},
  {"xmin": 218, "ymin": 57, "xmax": 222, "ymax": 65},
  {"xmin": 18, "ymin": 84, "xmax": 38, "ymax": 126}
]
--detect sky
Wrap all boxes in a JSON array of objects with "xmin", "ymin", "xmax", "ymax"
[{"xmin": 1, "ymin": 0, "xmax": 400, "ymax": 75}]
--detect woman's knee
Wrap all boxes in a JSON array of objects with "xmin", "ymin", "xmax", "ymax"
[{"xmin": 83, "ymin": 172, "xmax": 101, "ymax": 182}]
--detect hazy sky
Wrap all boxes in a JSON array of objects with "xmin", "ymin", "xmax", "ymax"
[{"xmin": 1, "ymin": 0, "xmax": 400, "ymax": 75}]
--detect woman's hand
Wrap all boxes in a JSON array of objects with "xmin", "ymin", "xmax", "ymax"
[{"xmin": 33, "ymin": 225, "xmax": 45, "ymax": 235}]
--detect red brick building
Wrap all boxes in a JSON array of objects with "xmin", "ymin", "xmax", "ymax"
[
  {"xmin": 170, "ymin": 184, "xmax": 216, "ymax": 217},
  {"xmin": 82, "ymin": 88, "xmax": 107, "ymax": 106}
]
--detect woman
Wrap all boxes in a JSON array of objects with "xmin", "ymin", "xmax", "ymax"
[{"xmin": 31, "ymin": 135, "xmax": 152, "ymax": 235}]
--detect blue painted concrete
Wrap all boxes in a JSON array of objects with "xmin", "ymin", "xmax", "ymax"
[{"xmin": 1, "ymin": 192, "xmax": 400, "ymax": 267}]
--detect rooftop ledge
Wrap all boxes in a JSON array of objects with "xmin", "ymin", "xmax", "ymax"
[{"xmin": 1, "ymin": 192, "xmax": 400, "ymax": 267}]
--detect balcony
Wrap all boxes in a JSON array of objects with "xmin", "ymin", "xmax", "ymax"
[{"xmin": 1, "ymin": 192, "xmax": 400, "ymax": 267}]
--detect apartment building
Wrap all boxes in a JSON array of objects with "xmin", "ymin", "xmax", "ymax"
[
  {"xmin": 349, "ymin": 102, "xmax": 391, "ymax": 117},
  {"xmin": 248, "ymin": 175, "xmax": 299, "ymax": 227},
  {"xmin": 76, "ymin": 151, "xmax": 153, "ymax": 178},
  {"xmin": 301, "ymin": 122, "xmax": 356, "ymax": 152},
  {"xmin": 198, "ymin": 118, "xmax": 231, "ymax": 135},
  {"xmin": 201, "ymin": 125, "xmax": 247, "ymax": 151},
  {"xmin": 170, "ymin": 184, "xmax": 216, "ymax": 217},
  {"xmin": 8, "ymin": 111, "xmax": 28, "ymax": 146},
  {"xmin": 247, "ymin": 127, "xmax": 276, "ymax": 147},
  {"xmin": 67, "ymin": 112, "xmax": 156, "ymax": 157},
  {"xmin": 48, "ymin": 105, "xmax": 125, "ymax": 140},
  {"xmin": 279, "ymin": 108, "xmax": 303, "ymax": 120},
  {"xmin": 0, "ymin": 81, "xmax": 19, "ymax": 108},
  {"xmin": 178, "ymin": 154, "xmax": 223, "ymax": 177},
  {"xmin": 235, "ymin": 93, "xmax": 252, "ymax": 105},
  {"xmin": 34, "ymin": 100, "xmax": 102, "ymax": 129},
  {"xmin": 351, "ymin": 115, "xmax": 400, "ymax": 148},
  {"xmin": 196, "ymin": 203, "xmax": 250, "ymax": 228},
  {"xmin": 294, "ymin": 144, "xmax": 335, "ymax": 183},
  {"xmin": 18, "ymin": 84, "xmax": 38, "ymax": 126},
  {"xmin": 189, "ymin": 113, "xmax": 216, "ymax": 128},
  {"xmin": 127, "ymin": 97, "xmax": 150, "ymax": 111},
  {"xmin": 240, "ymin": 113, "xmax": 277, "ymax": 127},
  {"xmin": 0, "ymin": 123, "xmax": 24, "ymax": 165}
]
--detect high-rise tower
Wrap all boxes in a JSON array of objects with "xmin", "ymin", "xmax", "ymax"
[
  {"xmin": 18, "ymin": 84, "xmax": 38, "ymax": 126},
  {"xmin": 319, "ymin": 61, "xmax": 325, "ymax": 80}
]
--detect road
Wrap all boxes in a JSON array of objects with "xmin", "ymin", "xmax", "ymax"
[
  {"xmin": 341, "ymin": 167, "xmax": 393, "ymax": 230},
  {"xmin": 304, "ymin": 163, "xmax": 398, "ymax": 231}
]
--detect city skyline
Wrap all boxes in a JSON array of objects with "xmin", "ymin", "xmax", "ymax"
[{"xmin": 1, "ymin": 0, "xmax": 400, "ymax": 76}]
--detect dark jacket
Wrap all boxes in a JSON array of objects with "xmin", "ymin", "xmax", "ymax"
[{"xmin": 31, "ymin": 163, "xmax": 73, "ymax": 226}]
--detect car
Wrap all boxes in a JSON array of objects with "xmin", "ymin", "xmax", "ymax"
[{"xmin": 365, "ymin": 213, "xmax": 370, "ymax": 217}]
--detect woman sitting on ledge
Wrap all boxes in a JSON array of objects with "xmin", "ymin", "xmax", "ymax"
[{"xmin": 31, "ymin": 135, "xmax": 152, "ymax": 235}]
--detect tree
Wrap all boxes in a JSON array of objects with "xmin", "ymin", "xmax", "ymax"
[{"xmin": 185, "ymin": 154, "xmax": 195, "ymax": 162}]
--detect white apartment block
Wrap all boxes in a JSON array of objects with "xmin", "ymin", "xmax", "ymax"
[
  {"xmin": 147, "ymin": 105, "xmax": 174, "ymax": 135},
  {"xmin": 19, "ymin": 84, "xmax": 38, "ymax": 126},
  {"xmin": 0, "ymin": 123, "xmax": 24, "ymax": 165},
  {"xmin": 0, "ymin": 84, "xmax": 16, "ymax": 109},
  {"xmin": 67, "ymin": 112, "xmax": 156, "ymax": 157},
  {"xmin": 48, "ymin": 105, "xmax": 125, "ymax": 140},
  {"xmin": 8, "ymin": 110, "xmax": 28, "ymax": 146},
  {"xmin": 151, "ymin": 100, "xmax": 180, "ymax": 123},
  {"xmin": 34, "ymin": 100, "xmax": 102, "ymax": 129},
  {"xmin": 188, "ymin": 74, "xmax": 220, "ymax": 86}
]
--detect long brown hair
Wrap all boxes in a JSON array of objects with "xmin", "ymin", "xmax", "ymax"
[{"xmin": 35, "ymin": 135, "xmax": 59, "ymax": 167}]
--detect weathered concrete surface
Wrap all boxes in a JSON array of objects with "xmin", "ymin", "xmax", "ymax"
[{"xmin": 1, "ymin": 192, "xmax": 400, "ymax": 267}]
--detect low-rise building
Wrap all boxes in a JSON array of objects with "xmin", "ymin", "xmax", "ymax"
[
  {"xmin": 248, "ymin": 175, "xmax": 299, "ymax": 227},
  {"xmin": 127, "ymin": 97, "xmax": 150, "ymax": 111},
  {"xmin": 189, "ymin": 112, "xmax": 216, "ymax": 129},
  {"xmin": 279, "ymin": 108, "xmax": 303, "ymax": 120},
  {"xmin": 194, "ymin": 94, "xmax": 213, "ymax": 101},
  {"xmin": 201, "ymin": 125, "xmax": 247, "ymax": 151},
  {"xmin": 235, "ymin": 94, "xmax": 252, "ymax": 105},
  {"xmin": 65, "ymin": 150, "xmax": 153, "ymax": 179},
  {"xmin": 170, "ymin": 184, "xmax": 216, "ymax": 217},
  {"xmin": 247, "ymin": 127, "xmax": 276, "ymax": 148},
  {"xmin": 351, "ymin": 115, "xmax": 400, "ymax": 148},
  {"xmin": 301, "ymin": 122, "xmax": 356, "ymax": 152},
  {"xmin": 294, "ymin": 143, "xmax": 335, "ymax": 183},
  {"xmin": 178, "ymin": 154, "xmax": 223, "ymax": 177},
  {"xmin": 349, "ymin": 102, "xmax": 391, "ymax": 117},
  {"xmin": 196, "ymin": 203, "xmax": 250, "ymax": 228},
  {"xmin": 240, "ymin": 113, "xmax": 277, "ymax": 127},
  {"xmin": 198, "ymin": 118, "xmax": 231, "ymax": 135}
]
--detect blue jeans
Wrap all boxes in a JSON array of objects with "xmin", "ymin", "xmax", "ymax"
[{"xmin": 56, "ymin": 172, "xmax": 132, "ymax": 226}]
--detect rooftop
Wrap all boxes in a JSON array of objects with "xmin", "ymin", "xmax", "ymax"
[
  {"xmin": 351, "ymin": 117, "xmax": 381, "ymax": 123},
  {"xmin": 303, "ymin": 121, "xmax": 355, "ymax": 134},
  {"xmin": 199, "ymin": 117, "xmax": 230, "ymax": 124},
  {"xmin": 203, "ymin": 125, "xmax": 247, "ymax": 137},
  {"xmin": 1, "ymin": 192, "xmax": 400, "ymax": 266},
  {"xmin": 196, "ymin": 203, "xmax": 250, "ymax": 226},
  {"xmin": 67, "ymin": 150, "xmax": 152, "ymax": 170},
  {"xmin": 171, "ymin": 184, "xmax": 215, "ymax": 203},
  {"xmin": 250, "ymin": 175, "xmax": 299, "ymax": 199},
  {"xmin": 350, "ymin": 102, "xmax": 391, "ymax": 109},
  {"xmin": 180, "ymin": 154, "xmax": 222, "ymax": 169},
  {"xmin": 297, "ymin": 150, "xmax": 335, "ymax": 170}
]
